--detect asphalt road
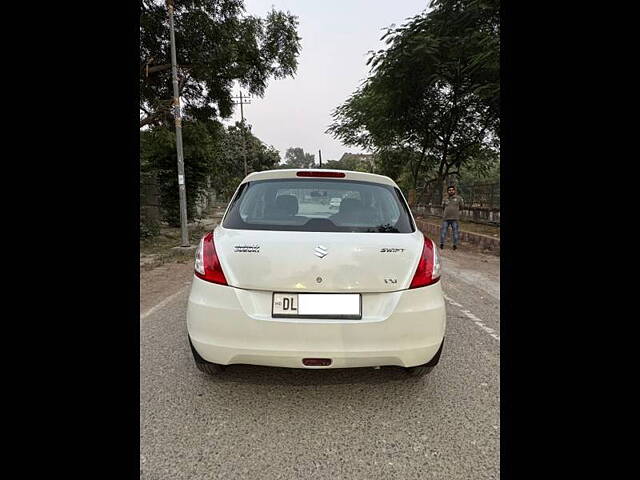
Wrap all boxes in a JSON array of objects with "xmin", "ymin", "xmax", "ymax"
[{"xmin": 140, "ymin": 248, "xmax": 500, "ymax": 480}]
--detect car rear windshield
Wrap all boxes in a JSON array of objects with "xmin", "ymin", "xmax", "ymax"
[{"xmin": 222, "ymin": 178, "xmax": 415, "ymax": 233}]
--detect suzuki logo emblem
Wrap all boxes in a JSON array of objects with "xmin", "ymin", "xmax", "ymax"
[{"xmin": 314, "ymin": 245, "xmax": 328, "ymax": 258}]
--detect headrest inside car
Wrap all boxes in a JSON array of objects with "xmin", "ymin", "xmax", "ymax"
[
  {"xmin": 275, "ymin": 195, "xmax": 299, "ymax": 215},
  {"xmin": 338, "ymin": 198, "xmax": 362, "ymax": 215}
]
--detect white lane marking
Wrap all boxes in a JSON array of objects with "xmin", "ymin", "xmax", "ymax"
[
  {"xmin": 140, "ymin": 286, "xmax": 189, "ymax": 320},
  {"xmin": 444, "ymin": 295, "xmax": 463, "ymax": 308},
  {"xmin": 441, "ymin": 259, "xmax": 500, "ymax": 300},
  {"xmin": 443, "ymin": 294, "xmax": 500, "ymax": 342}
]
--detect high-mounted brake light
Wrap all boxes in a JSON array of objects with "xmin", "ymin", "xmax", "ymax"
[
  {"xmin": 296, "ymin": 171, "xmax": 345, "ymax": 178},
  {"xmin": 194, "ymin": 232, "xmax": 228, "ymax": 285},
  {"xmin": 409, "ymin": 236, "xmax": 441, "ymax": 289}
]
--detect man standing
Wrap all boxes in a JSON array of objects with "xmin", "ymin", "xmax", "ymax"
[{"xmin": 440, "ymin": 185, "xmax": 464, "ymax": 250}]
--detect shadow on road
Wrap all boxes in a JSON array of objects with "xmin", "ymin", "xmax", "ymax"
[{"xmin": 192, "ymin": 362, "xmax": 434, "ymax": 387}]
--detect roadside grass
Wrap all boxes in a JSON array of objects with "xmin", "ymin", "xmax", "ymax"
[
  {"xmin": 139, "ymin": 225, "xmax": 208, "ymax": 270},
  {"xmin": 140, "ymin": 203, "xmax": 227, "ymax": 270},
  {"xmin": 140, "ymin": 224, "xmax": 208, "ymax": 254}
]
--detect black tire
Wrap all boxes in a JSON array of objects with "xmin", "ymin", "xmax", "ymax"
[
  {"xmin": 405, "ymin": 339, "xmax": 444, "ymax": 377},
  {"xmin": 189, "ymin": 336, "xmax": 225, "ymax": 375},
  {"xmin": 405, "ymin": 365, "xmax": 434, "ymax": 377},
  {"xmin": 195, "ymin": 361, "xmax": 225, "ymax": 375}
]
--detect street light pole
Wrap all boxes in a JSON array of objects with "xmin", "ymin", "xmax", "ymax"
[
  {"xmin": 167, "ymin": 0, "xmax": 189, "ymax": 247},
  {"xmin": 240, "ymin": 91, "xmax": 247, "ymax": 176}
]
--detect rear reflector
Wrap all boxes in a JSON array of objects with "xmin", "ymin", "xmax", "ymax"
[
  {"xmin": 296, "ymin": 171, "xmax": 345, "ymax": 178},
  {"xmin": 302, "ymin": 358, "xmax": 332, "ymax": 366}
]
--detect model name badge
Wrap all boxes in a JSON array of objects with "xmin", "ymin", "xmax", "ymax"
[
  {"xmin": 380, "ymin": 248, "xmax": 405, "ymax": 253},
  {"xmin": 234, "ymin": 245, "xmax": 260, "ymax": 253}
]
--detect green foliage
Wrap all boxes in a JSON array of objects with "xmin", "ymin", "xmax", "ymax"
[
  {"xmin": 141, "ymin": 120, "xmax": 223, "ymax": 226},
  {"xmin": 140, "ymin": 219, "xmax": 160, "ymax": 239},
  {"xmin": 374, "ymin": 148, "xmax": 417, "ymax": 187},
  {"xmin": 141, "ymin": 119, "xmax": 281, "ymax": 226},
  {"xmin": 139, "ymin": 0, "xmax": 299, "ymax": 227},
  {"xmin": 140, "ymin": 0, "xmax": 301, "ymax": 127},
  {"xmin": 459, "ymin": 155, "xmax": 500, "ymax": 184},
  {"xmin": 283, "ymin": 147, "xmax": 315, "ymax": 168},
  {"xmin": 327, "ymin": 0, "xmax": 499, "ymax": 203},
  {"xmin": 140, "ymin": 168, "xmax": 162, "ymax": 238},
  {"xmin": 216, "ymin": 122, "xmax": 281, "ymax": 199},
  {"xmin": 324, "ymin": 153, "xmax": 375, "ymax": 173},
  {"xmin": 139, "ymin": 0, "xmax": 298, "ymax": 232}
]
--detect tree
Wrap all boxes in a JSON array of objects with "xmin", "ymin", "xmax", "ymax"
[
  {"xmin": 327, "ymin": 0, "xmax": 499, "ymax": 204},
  {"xmin": 373, "ymin": 148, "xmax": 414, "ymax": 182},
  {"xmin": 216, "ymin": 122, "xmax": 281, "ymax": 198},
  {"xmin": 323, "ymin": 153, "xmax": 375, "ymax": 172},
  {"xmin": 140, "ymin": 119, "xmax": 281, "ymax": 227},
  {"xmin": 283, "ymin": 147, "xmax": 315, "ymax": 168},
  {"xmin": 140, "ymin": 0, "xmax": 301, "ymax": 128},
  {"xmin": 141, "ymin": 119, "xmax": 224, "ymax": 226}
]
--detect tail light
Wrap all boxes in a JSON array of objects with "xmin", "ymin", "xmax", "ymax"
[
  {"xmin": 296, "ymin": 171, "xmax": 345, "ymax": 177},
  {"xmin": 409, "ymin": 236, "xmax": 441, "ymax": 288},
  {"xmin": 194, "ymin": 232, "xmax": 228, "ymax": 285}
]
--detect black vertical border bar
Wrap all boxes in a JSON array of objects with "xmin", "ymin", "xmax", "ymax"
[
  {"xmin": 500, "ymin": 0, "xmax": 511, "ymax": 478},
  {"xmin": 131, "ymin": 0, "xmax": 141, "ymax": 477}
]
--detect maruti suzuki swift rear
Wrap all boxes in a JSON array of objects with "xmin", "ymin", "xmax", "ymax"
[{"xmin": 187, "ymin": 169, "xmax": 446, "ymax": 376}]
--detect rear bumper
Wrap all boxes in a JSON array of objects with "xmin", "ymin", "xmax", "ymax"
[{"xmin": 186, "ymin": 277, "xmax": 446, "ymax": 369}]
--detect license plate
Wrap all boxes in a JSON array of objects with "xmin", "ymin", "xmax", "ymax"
[{"xmin": 272, "ymin": 293, "xmax": 362, "ymax": 319}]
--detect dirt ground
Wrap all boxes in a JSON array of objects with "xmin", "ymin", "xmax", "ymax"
[
  {"xmin": 140, "ymin": 262, "xmax": 196, "ymax": 315},
  {"xmin": 439, "ymin": 244, "xmax": 500, "ymax": 295},
  {"xmin": 140, "ymin": 204, "xmax": 226, "ymax": 315}
]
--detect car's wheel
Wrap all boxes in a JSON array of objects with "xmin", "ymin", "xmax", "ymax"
[
  {"xmin": 405, "ymin": 365, "xmax": 434, "ymax": 377},
  {"xmin": 195, "ymin": 361, "xmax": 225, "ymax": 375},
  {"xmin": 405, "ymin": 339, "xmax": 444, "ymax": 377},
  {"xmin": 189, "ymin": 336, "xmax": 225, "ymax": 375}
]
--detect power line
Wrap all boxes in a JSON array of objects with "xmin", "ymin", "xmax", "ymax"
[
  {"xmin": 232, "ymin": 91, "xmax": 252, "ymax": 176},
  {"xmin": 231, "ymin": 90, "xmax": 251, "ymax": 123}
]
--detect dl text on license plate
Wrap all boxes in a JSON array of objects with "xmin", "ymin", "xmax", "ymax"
[{"xmin": 272, "ymin": 293, "xmax": 361, "ymax": 319}]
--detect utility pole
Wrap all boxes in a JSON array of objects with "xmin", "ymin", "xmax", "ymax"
[
  {"xmin": 318, "ymin": 149, "xmax": 322, "ymax": 168},
  {"xmin": 166, "ymin": 0, "xmax": 189, "ymax": 247},
  {"xmin": 232, "ymin": 90, "xmax": 251, "ymax": 176}
]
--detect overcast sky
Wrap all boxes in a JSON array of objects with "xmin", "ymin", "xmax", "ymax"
[{"xmin": 224, "ymin": 0, "xmax": 430, "ymax": 163}]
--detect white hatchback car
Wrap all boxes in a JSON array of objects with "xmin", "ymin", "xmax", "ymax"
[{"xmin": 187, "ymin": 169, "xmax": 446, "ymax": 376}]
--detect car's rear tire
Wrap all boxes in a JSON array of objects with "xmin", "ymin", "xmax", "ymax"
[
  {"xmin": 405, "ymin": 339, "xmax": 444, "ymax": 377},
  {"xmin": 195, "ymin": 361, "xmax": 225, "ymax": 375},
  {"xmin": 189, "ymin": 336, "xmax": 225, "ymax": 375},
  {"xmin": 405, "ymin": 365, "xmax": 434, "ymax": 377}
]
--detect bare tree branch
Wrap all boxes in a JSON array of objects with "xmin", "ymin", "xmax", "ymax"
[
  {"xmin": 146, "ymin": 64, "xmax": 172, "ymax": 75},
  {"xmin": 139, "ymin": 98, "xmax": 173, "ymax": 128},
  {"xmin": 140, "ymin": 113, "xmax": 161, "ymax": 128}
]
